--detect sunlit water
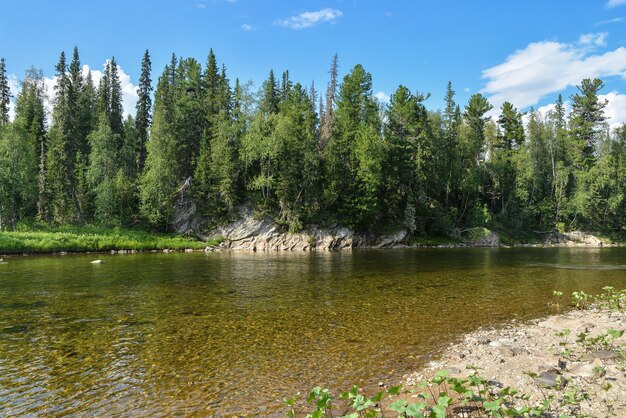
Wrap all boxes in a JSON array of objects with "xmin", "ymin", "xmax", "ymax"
[{"xmin": 1, "ymin": 248, "xmax": 625, "ymax": 416}]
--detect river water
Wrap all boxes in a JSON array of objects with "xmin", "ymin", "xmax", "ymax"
[{"xmin": 1, "ymin": 248, "xmax": 625, "ymax": 416}]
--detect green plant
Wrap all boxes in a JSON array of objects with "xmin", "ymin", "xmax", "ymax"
[
  {"xmin": 594, "ymin": 287, "xmax": 626, "ymax": 312},
  {"xmin": 550, "ymin": 290, "xmax": 564, "ymax": 310},
  {"xmin": 572, "ymin": 291, "xmax": 590, "ymax": 310}
]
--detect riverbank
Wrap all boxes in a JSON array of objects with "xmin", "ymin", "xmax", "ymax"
[
  {"xmin": 401, "ymin": 306, "xmax": 626, "ymax": 417},
  {"xmin": 0, "ymin": 225, "xmax": 214, "ymax": 255},
  {"xmin": 0, "ymin": 220, "xmax": 623, "ymax": 255},
  {"xmin": 288, "ymin": 289, "xmax": 625, "ymax": 417}
]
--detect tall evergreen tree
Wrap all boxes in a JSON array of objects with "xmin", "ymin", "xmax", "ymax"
[
  {"xmin": 135, "ymin": 49, "xmax": 152, "ymax": 172},
  {"xmin": 384, "ymin": 86, "xmax": 432, "ymax": 232},
  {"xmin": 569, "ymin": 78, "xmax": 607, "ymax": 167},
  {"xmin": 259, "ymin": 69, "xmax": 279, "ymax": 115},
  {"xmin": 0, "ymin": 58, "xmax": 11, "ymax": 126},
  {"xmin": 324, "ymin": 64, "xmax": 382, "ymax": 228},
  {"xmin": 320, "ymin": 54, "xmax": 338, "ymax": 151},
  {"xmin": 47, "ymin": 50, "xmax": 85, "ymax": 223},
  {"xmin": 140, "ymin": 64, "xmax": 179, "ymax": 226},
  {"xmin": 14, "ymin": 67, "xmax": 46, "ymax": 220}
]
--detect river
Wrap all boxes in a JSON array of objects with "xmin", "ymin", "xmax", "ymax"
[{"xmin": 1, "ymin": 248, "xmax": 625, "ymax": 416}]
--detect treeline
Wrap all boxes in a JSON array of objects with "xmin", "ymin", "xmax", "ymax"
[{"xmin": 0, "ymin": 49, "xmax": 625, "ymax": 236}]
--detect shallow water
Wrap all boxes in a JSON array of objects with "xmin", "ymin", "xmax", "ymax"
[{"xmin": 0, "ymin": 247, "xmax": 625, "ymax": 416}]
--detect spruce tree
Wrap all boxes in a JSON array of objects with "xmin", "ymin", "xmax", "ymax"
[
  {"xmin": 48, "ymin": 50, "xmax": 84, "ymax": 223},
  {"xmin": 14, "ymin": 67, "xmax": 46, "ymax": 220},
  {"xmin": 324, "ymin": 64, "xmax": 381, "ymax": 228},
  {"xmin": 0, "ymin": 58, "xmax": 11, "ymax": 126},
  {"xmin": 140, "ymin": 64, "xmax": 179, "ymax": 226},
  {"xmin": 320, "ymin": 54, "xmax": 338, "ymax": 150},
  {"xmin": 569, "ymin": 78, "xmax": 607, "ymax": 167},
  {"xmin": 259, "ymin": 70, "xmax": 279, "ymax": 115},
  {"xmin": 135, "ymin": 49, "xmax": 152, "ymax": 172}
]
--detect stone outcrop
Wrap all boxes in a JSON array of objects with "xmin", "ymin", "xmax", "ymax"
[
  {"xmin": 545, "ymin": 231, "xmax": 604, "ymax": 247},
  {"xmin": 207, "ymin": 206, "xmax": 409, "ymax": 251}
]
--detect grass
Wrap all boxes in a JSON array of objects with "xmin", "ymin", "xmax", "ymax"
[{"xmin": 0, "ymin": 224, "xmax": 220, "ymax": 254}]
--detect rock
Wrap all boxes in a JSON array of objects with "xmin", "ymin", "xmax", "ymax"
[
  {"xmin": 184, "ymin": 248, "xmax": 194, "ymax": 253},
  {"xmin": 569, "ymin": 359, "xmax": 606, "ymax": 379},
  {"xmin": 90, "ymin": 259, "xmax": 103, "ymax": 264},
  {"xmin": 58, "ymin": 251, "xmax": 67, "ymax": 255},
  {"xmin": 536, "ymin": 369, "xmax": 566, "ymax": 388},
  {"xmin": 208, "ymin": 205, "xmax": 408, "ymax": 251},
  {"xmin": 580, "ymin": 350, "xmax": 621, "ymax": 363},
  {"xmin": 545, "ymin": 231, "xmax": 604, "ymax": 247}
]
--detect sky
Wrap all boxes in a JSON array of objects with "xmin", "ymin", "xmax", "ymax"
[{"xmin": 2, "ymin": 0, "xmax": 626, "ymax": 126}]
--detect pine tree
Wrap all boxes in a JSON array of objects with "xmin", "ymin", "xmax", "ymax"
[
  {"xmin": 279, "ymin": 70, "xmax": 292, "ymax": 102},
  {"xmin": 204, "ymin": 49, "xmax": 220, "ymax": 117},
  {"xmin": 14, "ymin": 67, "xmax": 46, "ymax": 220},
  {"xmin": 48, "ymin": 50, "xmax": 84, "ymax": 223},
  {"xmin": 497, "ymin": 102, "xmax": 524, "ymax": 150},
  {"xmin": 135, "ymin": 49, "xmax": 152, "ymax": 173},
  {"xmin": 0, "ymin": 58, "xmax": 11, "ymax": 126},
  {"xmin": 320, "ymin": 54, "xmax": 338, "ymax": 151},
  {"xmin": 108, "ymin": 57, "xmax": 124, "ymax": 136},
  {"xmin": 569, "ymin": 78, "xmax": 607, "ymax": 167},
  {"xmin": 140, "ymin": 64, "xmax": 180, "ymax": 226},
  {"xmin": 384, "ymin": 86, "xmax": 432, "ymax": 231},
  {"xmin": 324, "ymin": 64, "xmax": 382, "ymax": 228},
  {"xmin": 259, "ymin": 70, "xmax": 279, "ymax": 115}
]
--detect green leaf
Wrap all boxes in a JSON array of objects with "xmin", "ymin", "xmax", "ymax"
[
  {"xmin": 607, "ymin": 329, "xmax": 624, "ymax": 338},
  {"xmin": 387, "ymin": 385, "xmax": 403, "ymax": 396},
  {"xmin": 388, "ymin": 399, "xmax": 408, "ymax": 413},
  {"xmin": 405, "ymin": 402, "xmax": 426, "ymax": 416}
]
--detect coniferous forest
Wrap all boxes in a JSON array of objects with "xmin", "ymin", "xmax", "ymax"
[{"xmin": 0, "ymin": 49, "xmax": 625, "ymax": 238}]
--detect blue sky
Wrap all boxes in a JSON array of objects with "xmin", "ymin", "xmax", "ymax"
[{"xmin": 2, "ymin": 0, "xmax": 626, "ymax": 124}]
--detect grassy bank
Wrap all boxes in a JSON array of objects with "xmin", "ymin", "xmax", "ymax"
[{"xmin": 0, "ymin": 224, "xmax": 215, "ymax": 254}]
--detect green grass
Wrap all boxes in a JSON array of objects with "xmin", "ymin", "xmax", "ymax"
[{"xmin": 0, "ymin": 224, "xmax": 220, "ymax": 254}]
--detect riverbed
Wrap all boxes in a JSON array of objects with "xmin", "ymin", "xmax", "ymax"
[{"xmin": 1, "ymin": 248, "xmax": 625, "ymax": 415}]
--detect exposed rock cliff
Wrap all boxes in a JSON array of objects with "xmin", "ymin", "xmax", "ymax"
[{"xmin": 207, "ymin": 206, "xmax": 409, "ymax": 251}]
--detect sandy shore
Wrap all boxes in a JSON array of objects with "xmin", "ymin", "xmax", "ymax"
[{"xmin": 402, "ymin": 307, "xmax": 625, "ymax": 417}]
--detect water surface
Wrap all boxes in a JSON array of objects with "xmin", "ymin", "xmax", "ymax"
[{"xmin": 1, "ymin": 248, "xmax": 625, "ymax": 416}]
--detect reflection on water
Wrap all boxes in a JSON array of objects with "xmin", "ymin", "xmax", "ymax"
[{"xmin": 0, "ymin": 248, "xmax": 625, "ymax": 416}]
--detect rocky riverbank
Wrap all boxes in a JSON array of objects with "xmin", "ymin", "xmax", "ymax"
[
  {"xmin": 404, "ymin": 307, "xmax": 626, "ymax": 417},
  {"xmin": 188, "ymin": 206, "xmax": 620, "ymax": 251}
]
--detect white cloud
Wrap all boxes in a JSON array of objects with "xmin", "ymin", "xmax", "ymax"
[
  {"xmin": 600, "ymin": 91, "xmax": 626, "ymax": 128},
  {"xmin": 88, "ymin": 62, "xmax": 138, "ymax": 119},
  {"xmin": 513, "ymin": 93, "xmax": 626, "ymax": 130},
  {"xmin": 463, "ymin": 87, "xmax": 471, "ymax": 93},
  {"xmin": 482, "ymin": 33, "xmax": 626, "ymax": 110},
  {"xmin": 241, "ymin": 23, "xmax": 254, "ymax": 31},
  {"xmin": 578, "ymin": 32, "xmax": 608, "ymax": 47},
  {"xmin": 607, "ymin": 0, "xmax": 626, "ymax": 8},
  {"xmin": 275, "ymin": 8, "xmax": 342, "ymax": 30},
  {"xmin": 8, "ymin": 61, "xmax": 137, "ymax": 124},
  {"xmin": 7, "ymin": 74, "xmax": 19, "ymax": 121},
  {"xmin": 596, "ymin": 17, "xmax": 623, "ymax": 25},
  {"xmin": 374, "ymin": 91, "xmax": 390, "ymax": 103}
]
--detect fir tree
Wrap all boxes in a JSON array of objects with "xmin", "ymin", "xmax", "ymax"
[
  {"xmin": 135, "ymin": 49, "xmax": 152, "ymax": 172},
  {"xmin": 0, "ymin": 58, "xmax": 11, "ymax": 126}
]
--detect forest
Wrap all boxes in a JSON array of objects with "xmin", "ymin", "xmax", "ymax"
[{"xmin": 0, "ymin": 48, "xmax": 624, "ymax": 238}]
